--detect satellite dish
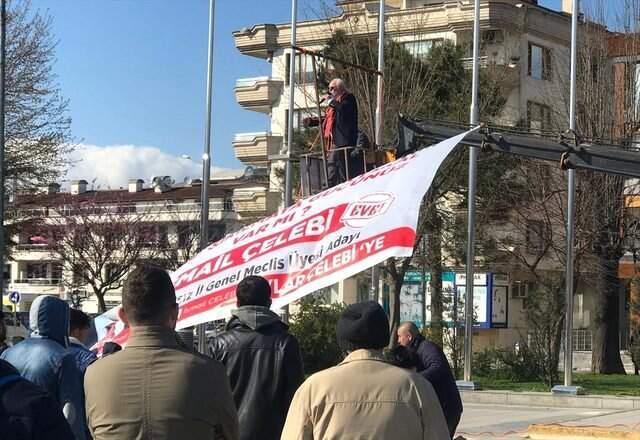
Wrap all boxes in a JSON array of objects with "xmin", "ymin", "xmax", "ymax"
[
  {"xmin": 183, "ymin": 177, "xmax": 192, "ymax": 185},
  {"xmin": 244, "ymin": 166, "xmax": 255, "ymax": 178},
  {"xmin": 162, "ymin": 176, "xmax": 174, "ymax": 186}
]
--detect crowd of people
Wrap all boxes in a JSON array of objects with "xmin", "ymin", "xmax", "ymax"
[{"xmin": 0, "ymin": 265, "xmax": 462, "ymax": 440}]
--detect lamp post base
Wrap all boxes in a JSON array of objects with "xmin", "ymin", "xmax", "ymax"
[
  {"xmin": 551, "ymin": 385, "xmax": 585, "ymax": 395},
  {"xmin": 456, "ymin": 380, "xmax": 480, "ymax": 391}
]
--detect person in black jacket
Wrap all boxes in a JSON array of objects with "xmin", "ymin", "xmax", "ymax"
[
  {"xmin": 210, "ymin": 276, "xmax": 304, "ymax": 440},
  {"xmin": 397, "ymin": 321, "xmax": 463, "ymax": 438},
  {"xmin": 0, "ymin": 359, "xmax": 74, "ymax": 440},
  {"xmin": 323, "ymin": 78, "xmax": 360, "ymax": 186}
]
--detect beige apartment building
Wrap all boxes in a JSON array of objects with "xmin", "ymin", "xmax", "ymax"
[
  {"xmin": 4, "ymin": 174, "xmax": 274, "ymax": 314},
  {"xmin": 229, "ymin": 0, "xmax": 635, "ymax": 370}
]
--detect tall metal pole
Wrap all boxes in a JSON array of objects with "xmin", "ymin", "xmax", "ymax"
[
  {"xmin": 564, "ymin": 0, "xmax": 579, "ymax": 389},
  {"xmin": 375, "ymin": 0, "xmax": 385, "ymax": 147},
  {"xmin": 371, "ymin": 0, "xmax": 385, "ymax": 304},
  {"xmin": 462, "ymin": 0, "xmax": 481, "ymax": 385},
  {"xmin": 281, "ymin": 0, "xmax": 298, "ymax": 323},
  {"xmin": 284, "ymin": 0, "xmax": 297, "ymax": 209},
  {"xmin": 0, "ymin": 0, "xmax": 6, "ymax": 310},
  {"xmin": 197, "ymin": 0, "xmax": 215, "ymax": 353}
]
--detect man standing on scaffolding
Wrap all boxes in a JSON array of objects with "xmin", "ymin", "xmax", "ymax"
[{"xmin": 323, "ymin": 78, "xmax": 360, "ymax": 187}]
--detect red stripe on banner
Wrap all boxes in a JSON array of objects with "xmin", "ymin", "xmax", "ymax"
[
  {"xmin": 177, "ymin": 226, "xmax": 415, "ymax": 323},
  {"xmin": 173, "ymin": 204, "xmax": 348, "ymax": 290}
]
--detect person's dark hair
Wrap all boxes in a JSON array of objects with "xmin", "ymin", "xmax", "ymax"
[
  {"xmin": 102, "ymin": 341, "xmax": 122, "ymax": 356},
  {"xmin": 236, "ymin": 276, "xmax": 271, "ymax": 307},
  {"xmin": 122, "ymin": 264, "xmax": 176, "ymax": 325},
  {"xmin": 69, "ymin": 308, "xmax": 91, "ymax": 332},
  {"xmin": 388, "ymin": 345, "xmax": 419, "ymax": 370}
]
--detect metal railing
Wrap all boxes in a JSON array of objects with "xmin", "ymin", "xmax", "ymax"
[
  {"xmin": 299, "ymin": 146, "xmax": 370, "ymax": 197},
  {"xmin": 13, "ymin": 278, "xmax": 61, "ymax": 286}
]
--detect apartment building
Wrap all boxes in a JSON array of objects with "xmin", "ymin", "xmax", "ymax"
[
  {"xmin": 230, "ymin": 1, "xmax": 640, "ymax": 370},
  {"xmin": 231, "ymin": 0, "xmax": 580, "ymax": 340},
  {"xmin": 3, "ymin": 174, "xmax": 275, "ymax": 314}
]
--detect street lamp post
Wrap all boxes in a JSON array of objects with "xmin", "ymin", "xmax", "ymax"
[
  {"xmin": 196, "ymin": 0, "xmax": 216, "ymax": 353},
  {"xmin": 552, "ymin": 0, "xmax": 583, "ymax": 396},
  {"xmin": 458, "ymin": 0, "xmax": 480, "ymax": 391}
]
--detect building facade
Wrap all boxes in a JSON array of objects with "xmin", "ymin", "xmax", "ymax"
[
  {"xmin": 230, "ymin": 0, "xmax": 637, "ymax": 371},
  {"xmin": 4, "ymin": 175, "xmax": 274, "ymax": 314}
]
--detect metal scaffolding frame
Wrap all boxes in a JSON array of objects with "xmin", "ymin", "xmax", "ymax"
[{"xmin": 398, "ymin": 117, "xmax": 640, "ymax": 179}]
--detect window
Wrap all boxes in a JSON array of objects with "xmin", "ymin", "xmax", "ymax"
[
  {"xmin": 297, "ymin": 54, "xmax": 316, "ymax": 84},
  {"xmin": 527, "ymin": 101, "xmax": 552, "ymax": 133},
  {"xmin": 73, "ymin": 269, "xmax": 88, "ymax": 286},
  {"xmin": 512, "ymin": 281, "xmax": 529, "ymax": 299},
  {"xmin": 178, "ymin": 223, "xmax": 197, "ymax": 248},
  {"xmin": 404, "ymin": 39, "xmax": 443, "ymax": 58},
  {"xmin": 285, "ymin": 53, "xmax": 291, "ymax": 86},
  {"xmin": 528, "ymin": 43, "xmax": 552, "ymax": 80},
  {"xmin": 50, "ymin": 263, "xmax": 62, "ymax": 282},
  {"xmin": 285, "ymin": 53, "xmax": 316, "ymax": 86},
  {"xmin": 283, "ymin": 109, "xmax": 303, "ymax": 142},
  {"xmin": 158, "ymin": 225, "xmax": 169, "ymax": 248},
  {"xmin": 526, "ymin": 220, "xmax": 548, "ymax": 252},
  {"xmin": 208, "ymin": 223, "xmax": 226, "ymax": 243},
  {"xmin": 572, "ymin": 329, "xmax": 593, "ymax": 352},
  {"xmin": 26, "ymin": 262, "xmax": 47, "ymax": 279},
  {"xmin": 105, "ymin": 264, "xmax": 122, "ymax": 281}
]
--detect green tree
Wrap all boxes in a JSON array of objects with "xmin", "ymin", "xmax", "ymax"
[{"xmin": 289, "ymin": 296, "xmax": 345, "ymax": 374}]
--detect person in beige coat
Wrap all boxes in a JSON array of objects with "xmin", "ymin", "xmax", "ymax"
[
  {"xmin": 281, "ymin": 301, "xmax": 450, "ymax": 440},
  {"xmin": 84, "ymin": 264, "xmax": 239, "ymax": 440}
]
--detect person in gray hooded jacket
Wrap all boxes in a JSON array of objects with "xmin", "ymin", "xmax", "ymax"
[
  {"xmin": 210, "ymin": 276, "xmax": 304, "ymax": 440},
  {"xmin": 0, "ymin": 295, "xmax": 86, "ymax": 440}
]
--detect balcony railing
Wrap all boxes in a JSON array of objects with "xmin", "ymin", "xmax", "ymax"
[
  {"xmin": 234, "ymin": 77, "xmax": 283, "ymax": 114},
  {"xmin": 14, "ymin": 278, "xmax": 62, "ymax": 286},
  {"xmin": 233, "ymin": 132, "xmax": 282, "ymax": 166},
  {"xmin": 232, "ymin": 24, "xmax": 279, "ymax": 59}
]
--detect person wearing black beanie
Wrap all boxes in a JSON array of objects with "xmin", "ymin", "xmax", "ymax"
[
  {"xmin": 282, "ymin": 301, "xmax": 450, "ymax": 440},
  {"xmin": 336, "ymin": 300, "xmax": 390, "ymax": 352}
]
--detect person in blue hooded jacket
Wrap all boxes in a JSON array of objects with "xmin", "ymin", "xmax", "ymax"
[{"xmin": 1, "ymin": 295, "xmax": 86, "ymax": 440}]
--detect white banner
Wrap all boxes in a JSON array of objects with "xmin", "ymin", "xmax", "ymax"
[{"xmin": 174, "ymin": 129, "xmax": 477, "ymax": 329}]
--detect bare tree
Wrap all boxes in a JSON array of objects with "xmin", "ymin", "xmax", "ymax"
[
  {"xmin": 5, "ymin": 0, "xmax": 72, "ymax": 192},
  {"xmin": 39, "ymin": 193, "xmax": 160, "ymax": 312}
]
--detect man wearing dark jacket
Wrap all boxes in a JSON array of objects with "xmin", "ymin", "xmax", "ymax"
[
  {"xmin": 0, "ymin": 358, "xmax": 74, "ymax": 439},
  {"xmin": 210, "ymin": 276, "xmax": 304, "ymax": 440},
  {"xmin": 323, "ymin": 78, "xmax": 361, "ymax": 186},
  {"xmin": 398, "ymin": 321, "xmax": 463, "ymax": 438}
]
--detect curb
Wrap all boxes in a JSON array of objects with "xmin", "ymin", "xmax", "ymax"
[
  {"xmin": 461, "ymin": 390, "xmax": 640, "ymax": 410},
  {"xmin": 527, "ymin": 424, "xmax": 640, "ymax": 440}
]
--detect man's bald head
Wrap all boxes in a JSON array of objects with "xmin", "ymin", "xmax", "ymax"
[{"xmin": 397, "ymin": 321, "xmax": 421, "ymax": 347}]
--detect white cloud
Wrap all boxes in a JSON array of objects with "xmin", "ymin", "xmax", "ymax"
[{"xmin": 66, "ymin": 144, "xmax": 242, "ymax": 189}]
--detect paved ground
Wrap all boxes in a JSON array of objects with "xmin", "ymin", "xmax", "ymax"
[{"xmin": 456, "ymin": 403, "xmax": 640, "ymax": 439}]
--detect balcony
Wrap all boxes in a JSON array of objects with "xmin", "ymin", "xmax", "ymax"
[
  {"xmin": 233, "ymin": 24, "xmax": 279, "ymax": 59},
  {"xmin": 461, "ymin": 56, "xmax": 490, "ymax": 70},
  {"xmin": 13, "ymin": 278, "xmax": 61, "ymax": 286},
  {"xmin": 232, "ymin": 188, "xmax": 280, "ymax": 218},
  {"xmin": 235, "ymin": 77, "xmax": 283, "ymax": 114},
  {"xmin": 9, "ymin": 278, "xmax": 63, "ymax": 297},
  {"xmin": 233, "ymin": 132, "xmax": 282, "ymax": 166}
]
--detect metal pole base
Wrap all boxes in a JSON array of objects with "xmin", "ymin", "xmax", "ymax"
[
  {"xmin": 456, "ymin": 380, "xmax": 480, "ymax": 391},
  {"xmin": 551, "ymin": 385, "xmax": 585, "ymax": 396}
]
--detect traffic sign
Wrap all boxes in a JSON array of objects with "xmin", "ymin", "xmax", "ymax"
[{"xmin": 8, "ymin": 291, "xmax": 20, "ymax": 305}]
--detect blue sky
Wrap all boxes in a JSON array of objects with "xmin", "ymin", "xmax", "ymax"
[{"xmin": 32, "ymin": 0, "xmax": 595, "ymax": 186}]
